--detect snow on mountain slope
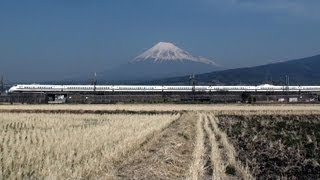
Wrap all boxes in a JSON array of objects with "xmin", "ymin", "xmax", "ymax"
[
  {"xmin": 133, "ymin": 42, "xmax": 217, "ymax": 66},
  {"xmin": 100, "ymin": 42, "xmax": 221, "ymax": 82}
]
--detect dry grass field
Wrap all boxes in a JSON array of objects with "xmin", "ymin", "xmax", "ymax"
[
  {"xmin": 0, "ymin": 112, "xmax": 179, "ymax": 179},
  {"xmin": 1, "ymin": 104, "xmax": 320, "ymax": 113},
  {"xmin": 0, "ymin": 104, "xmax": 320, "ymax": 179}
]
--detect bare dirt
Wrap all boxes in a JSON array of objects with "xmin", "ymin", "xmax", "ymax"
[{"xmin": 218, "ymin": 114, "xmax": 320, "ymax": 179}]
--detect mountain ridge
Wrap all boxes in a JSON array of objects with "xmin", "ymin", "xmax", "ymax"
[
  {"xmin": 132, "ymin": 42, "xmax": 217, "ymax": 65},
  {"xmin": 99, "ymin": 42, "xmax": 220, "ymax": 82},
  {"xmin": 146, "ymin": 54, "xmax": 320, "ymax": 85}
]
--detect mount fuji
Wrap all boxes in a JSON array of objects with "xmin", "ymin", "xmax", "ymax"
[
  {"xmin": 133, "ymin": 42, "xmax": 217, "ymax": 65},
  {"xmin": 100, "ymin": 42, "xmax": 220, "ymax": 82}
]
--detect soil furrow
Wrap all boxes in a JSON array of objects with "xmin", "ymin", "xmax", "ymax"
[
  {"xmin": 115, "ymin": 113, "xmax": 196, "ymax": 180},
  {"xmin": 210, "ymin": 114, "xmax": 253, "ymax": 180},
  {"xmin": 203, "ymin": 114, "xmax": 225, "ymax": 180},
  {"xmin": 189, "ymin": 113, "xmax": 206, "ymax": 180}
]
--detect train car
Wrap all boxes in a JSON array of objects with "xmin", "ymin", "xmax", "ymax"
[
  {"xmin": 94, "ymin": 85, "xmax": 114, "ymax": 92},
  {"xmin": 208, "ymin": 86, "xmax": 256, "ymax": 92},
  {"xmin": 298, "ymin": 86, "xmax": 320, "ymax": 92},
  {"xmin": 162, "ymin": 86, "xmax": 193, "ymax": 92},
  {"xmin": 63, "ymin": 85, "xmax": 95, "ymax": 92},
  {"xmin": 112, "ymin": 85, "xmax": 163, "ymax": 92},
  {"xmin": 8, "ymin": 84, "xmax": 63, "ymax": 93},
  {"xmin": 255, "ymin": 84, "xmax": 284, "ymax": 92},
  {"xmin": 8, "ymin": 84, "xmax": 320, "ymax": 93}
]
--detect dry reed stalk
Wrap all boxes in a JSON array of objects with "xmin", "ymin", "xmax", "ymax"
[
  {"xmin": 189, "ymin": 113, "xmax": 205, "ymax": 180},
  {"xmin": 203, "ymin": 114, "xmax": 225, "ymax": 180},
  {"xmin": 209, "ymin": 114, "xmax": 253, "ymax": 180}
]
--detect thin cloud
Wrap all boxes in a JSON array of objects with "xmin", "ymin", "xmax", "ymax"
[
  {"xmin": 235, "ymin": 0, "xmax": 306, "ymax": 14},
  {"xmin": 208, "ymin": 0, "xmax": 320, "ymax": 19}
]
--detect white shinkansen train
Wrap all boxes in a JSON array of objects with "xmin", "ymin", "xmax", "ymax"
[{"xmin": 8, "ymin": 84, "xmax": 320, "ymax": 93}]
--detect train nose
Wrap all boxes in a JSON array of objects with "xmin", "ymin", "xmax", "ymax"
[{"xmin": 8, "ymin": 87, "xmax": 16, "ymax": 93}]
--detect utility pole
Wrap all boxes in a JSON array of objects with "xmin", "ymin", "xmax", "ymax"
[
  {"xmin": 189, "ymin": 74, "xmax": 196, "ymax": 92},
  {"xmin": 93, "ymin": 72, "xmax": 97, "ymax": 92},
  {"xmin": 0, "ymin": 75, "xmax": 3, "ymax": 94},
  {"xmin": 189, "ymin": 74, "xmax": 196, "ymax": 102},
  {"xmin": 285, "ymin": 75, "xmax": 290, "ymax": 86},
  {"xmin": 284, "ymin": 75, "xmax": 290, "ymax": 92}
]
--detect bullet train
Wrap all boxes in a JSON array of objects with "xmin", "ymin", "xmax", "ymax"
[{"xmin": 8, "ymin": 84, "xmax": 320, "ymax": 93}]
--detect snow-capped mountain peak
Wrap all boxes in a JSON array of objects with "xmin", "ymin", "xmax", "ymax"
[{"xmin": 133, "ymin": 42, "xmax": 217, "ymax": 65}]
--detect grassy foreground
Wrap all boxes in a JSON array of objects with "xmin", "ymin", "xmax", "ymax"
[
  {"xmin": 0, "ymin": 104, "xmax": 319, "ymax": 179},
  {"xmin": 0, "ymin": 113, "xmax": 179, "ymax": 178}
]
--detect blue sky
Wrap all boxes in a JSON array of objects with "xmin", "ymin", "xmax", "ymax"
[{"xmin": 1, "ymin": 0, "xmax": 320, "ymax": 81}]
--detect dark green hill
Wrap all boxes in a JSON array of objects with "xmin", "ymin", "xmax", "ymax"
[{"xmin": 148, "ymin": 55, "xmax": 320, "ymax": 85}]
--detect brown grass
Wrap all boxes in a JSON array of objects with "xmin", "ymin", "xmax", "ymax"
[
  {"xmin": 209, "ymin": 114, "xmax": 253, "ymax": 179},
  {"xmin": 1, "ymin": 104, "xmax": 320, "ymax": 179},
  {"xmin": 203, "ymin": 114, "xmax": 225, "ymax": 179},
  {"xmin": 0, "ymin": 113, "xmax": 179, "ymax": 179},
  {"xmin": 189, "ymin": 113, "xmax": 206, "ymax": 180},
  {"xmin": 189, "ymin": 113, "xmax": 252, "ymax": 179},
  {"xmin": 116, "ymin": 113, "xmax": 196, "ymax": 179},
  {"xmin": 2, "ymin": 104, "xmax": 320, "ymax": 113}
]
